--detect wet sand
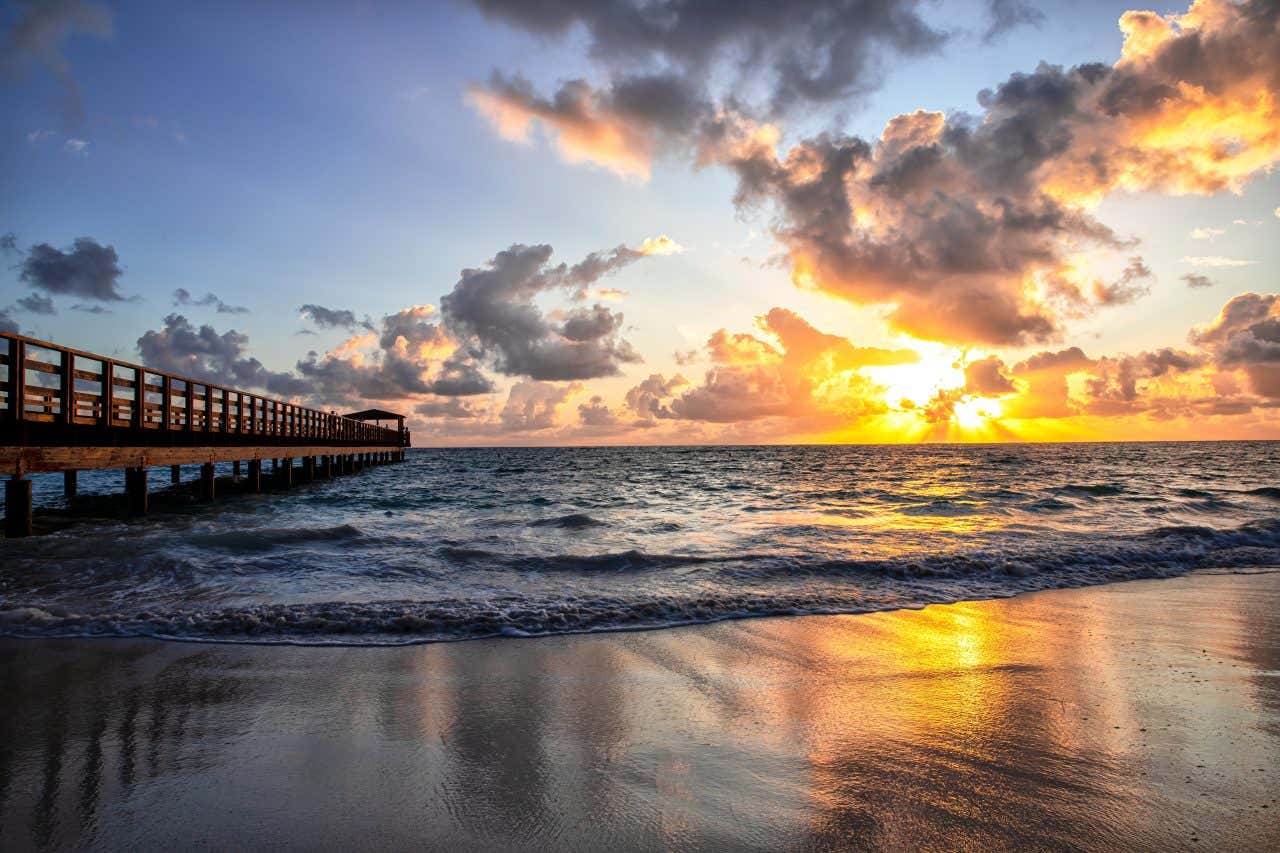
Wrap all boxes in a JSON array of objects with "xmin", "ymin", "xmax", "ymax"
[{"xmin": 1, "ymin": 571, "xmax": 1277, "ymax": 851}]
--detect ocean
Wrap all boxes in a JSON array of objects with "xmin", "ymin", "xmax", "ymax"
[{"xmin": 1, "ymin": 442, "xmax": 1278, "ymax": 645}]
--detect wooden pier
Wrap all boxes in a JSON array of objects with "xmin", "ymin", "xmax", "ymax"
[{"xmin": 1, "ymin": 332, "xmax": 410, "ymax": 537}]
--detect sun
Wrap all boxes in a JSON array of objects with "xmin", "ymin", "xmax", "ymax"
[
  {"xmin": 953, "ymin": 396, "xmax": 1002, "ymax": 428},
  {"xmin": 865, "ymin": 344, "xmax": 965, "ymax": 408}
]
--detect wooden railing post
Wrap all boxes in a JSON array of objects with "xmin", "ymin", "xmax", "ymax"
[
  {"xmin": 131, "ymin": 369, "xmax": 144, "ymax": 430},
  {"xmin": 101, "ymin": 359, "xmax": 114, "ymax": 428},
  {"xmin": 184, "ymin": 381, "xmax": 194, "ymax": 431},
  {"xmin": 60, "ymin": 349, "xmax": 74, "ymax": 424},
  {"xmin": 204, "ymin": 384, "xmax": 213, "ymax": 432},
  {"xmin": 7, "ymin": 337, "xmax": 25, "ymax": 425},
  {"xmin": 162, "ymin": 375, "xmax": 173, "ymax": 430}
]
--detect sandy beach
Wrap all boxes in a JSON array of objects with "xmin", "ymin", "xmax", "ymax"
[{"xmin": 2, "ymin": 570, "xmax": 1277, "ymax": 851}]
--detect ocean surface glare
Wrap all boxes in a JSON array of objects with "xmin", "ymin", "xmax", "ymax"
[{"xmin": 1, "ymin": 442, "xmax": 1277, "ymax": 645}]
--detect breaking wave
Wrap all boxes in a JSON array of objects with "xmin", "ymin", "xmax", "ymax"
[{"xmin": 2, "ymin": 442, "xmax": 1277, "ymax": 646}]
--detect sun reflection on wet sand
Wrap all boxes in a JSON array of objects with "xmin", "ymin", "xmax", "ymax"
[{"xmin": 1, "ymin": 572, "xmax": 1277, "ymax": 850}]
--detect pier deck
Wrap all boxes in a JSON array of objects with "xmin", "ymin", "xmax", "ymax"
[{"xmin": 1, "ymin": 332, "xmax": 409, "ymax": 536}]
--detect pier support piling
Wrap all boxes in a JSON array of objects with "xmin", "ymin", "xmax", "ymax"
[
  {"xmin": 246, "ymin": 460, "xmax": 262, "ymax": 493},
  {"xmin": 125, "ymin": 467, "xmax": 148, "ymax": 516},
  {"xmin": 233, "ymin": 460, "xmax": 241, "ymax": 481},
  {"xmin": 171, "ymin": 465, "xmax": 181, "ymax": 485},
  {"xmin": 199, "ymin": 462, "xmax": 216, "ymax": 501},
  {"xmin": 280, "ymin": 458, "xmax": 294, "ymax": 487},
  {"xmin": 302, "ymin": 456, "xmax": 315, "ymax": 483},
  {"xmin": 63, "ymin": 470, "xmax": 77, "ymax": 500},
  {"xmin": 5, "ymin": 476, "xmax": 33, "ymax": 538}
]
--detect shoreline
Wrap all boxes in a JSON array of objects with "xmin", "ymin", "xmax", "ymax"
[
  {"xmin": 3, "ymin": 566, "xmax": 1278, "ymax": 649},
  {"xmin": 2, "ymin": 570, "xmax": 1278, "ymax": 849}
]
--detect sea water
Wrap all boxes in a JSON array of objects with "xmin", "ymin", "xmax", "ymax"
[{"xmin": 1, "ymin": 442, "xmax": 1277, "ymax": 644}]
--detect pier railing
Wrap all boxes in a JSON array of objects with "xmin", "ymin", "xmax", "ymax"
[{"xmin": 1, "ymin": 332, "xmax": 407, "ymax": 448}]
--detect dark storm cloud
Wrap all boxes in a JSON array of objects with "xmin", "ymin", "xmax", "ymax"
[
  {"xmin": 19, "ymin": 237, "xmax": 125, "ymax": 301},
  {"xmin": 439, "ymin": 243, "xmax": 646, "ymax": 381},
  {"xmin": 137, "ymin": 314, "xmax": 310, "ymax": 397},
  {"xmin": 0, "ymin": 308, "xmax": 18, "ymax": 334},
  {"xmin": 1, "ymin": 0, "xmax": 113, "ymax": 123},
  {"xmin": 983, "ymin": 0, "xmax": 1045, "ymax": 44},
  {"xmin": 174, "ymin": 288, "xmax": 250, "ymax": 315},
  {"xmin": 0, "ymin": 232, "xmax": 17, "ymax": 253},
  {"xmin": 15, "ymin": 292, "xmax": 55, "ymax": 314},
  {"xmin": 300, "ymin": 303, "xmax": 374, "ymax": 331},
  {"xmin": 470, "ymin": 0, "xmax": 946, "ymax": 114}
]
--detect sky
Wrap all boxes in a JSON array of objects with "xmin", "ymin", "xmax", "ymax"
[{"xmin": 1, "ymin": 0, "xmax": 1277, "ymax": 445}]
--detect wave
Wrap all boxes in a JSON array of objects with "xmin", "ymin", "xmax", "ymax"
[
  {"xmin": 4, "ymin": 518, "xmax": 1277, "ymax": 646},
  {"xmin": 3, "ymin": 559, "xmax": 1268, "ymax": 648},
  {"xmin": 1244, "ymin": 487, "xmax": 1280, "ymax": 501},
  {"xmin": 185, "ymin": 524, "xmax": 365, "ymax": 553},
  {"xmin": 528, "ymin": 513, "xmax": 605, "ymax": 529},
  {"xmin": 1051, "ymin": 484, "xmax": 1126, "ymax": 497}
]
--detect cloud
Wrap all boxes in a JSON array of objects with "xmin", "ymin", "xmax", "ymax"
[
  {"xmin": 983, "ymin": 0, "xmax": 1045, "ymax": 44},
  {"xmin": 1190, "ymin": 227, "xmax": 1225, "ymax": 240},
  {"xmin": 1092, "ymin": 256, "xmax": 1152, "ymax": 306},
  {"xmin": 637, "ymin": 235, "xmax": 684, "ymax": 256},
  {"xmin": 625, "ymin": 373, "xmax": 688, "ymax": 422},
  {"xmin": 173, "ymin": 288, "xmax": 249, "ymax": 315},
  {"xmin": 0, "ymin": 309, "xmax": 18, "ymax": 334},
  {"xmin": 964, "ymin": 355, "xmax": 1016, "ymax": 395},
  {"xmin": 625, "ymin": 307, "xmax": 913, "ymax": 425},
  {"xmin": 1, "ymin": 0, "xmax": 113, "ymax": 123},
  {"xmin": 0, "ymin": 232, "xmax": 17, "ymax": 253},
  {"xmin": 414, "ymin": 397, "xmax": 480, "ymax": 420},
  {"xmin": 299, "ymin": 303, "xmax": 373, "ymax": 330},
  {"xmin": 62, "ymin": 137, "xmax": 88, "ymax": 156},
  {"xmin": 136, "ymin": 314, "xmax": 310, "ymax": 397},
  {"xmin": 468, "ymin": 71, "xmax": 710, "ymax": 180},
  {"xmin": 1182, "ymin": 256, "xmax": 1255, "ymax": 268},
  {"xmin": 470, "ymin": 0, "xmax": 946, "ymax": 118},
  {"xmin": 1082, "ymin": 348, "xmax": 1206, "ymax": 415},
  {"xmin": 19, "ymin": 237, "xmax": 125, "ymax": 301},
  {"xmin": 578, "ymin": 395, "xmax": 618, "ymax": 426},
  {"xmin": 714, "ymin": 0, "xmax": 1280, "ymax": 345},
  {"xmin": 296, "ymin": 305, "xmax": 493, "ymax": 401},
  {"xmin": 474, "ymin": 2, "xmax": 1278, "ymax": 348},
  {"xmin": 1190, "ymin": 292, "xmax": 1280, "ymax": 398},
  {"xmin": 15, "ymin": 292, "xmax": 55, "ymax": 314},
  {"xmin": 440, "ymin": 240, "xmax": 665, "ymax": 380},
  {"xmin": 1181, "ymin": 273, "xmax": 1214, "ymax": 288},
  {"xmin": 499, "ymin": 380, "xmax": 579, "ymax": 432}
]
